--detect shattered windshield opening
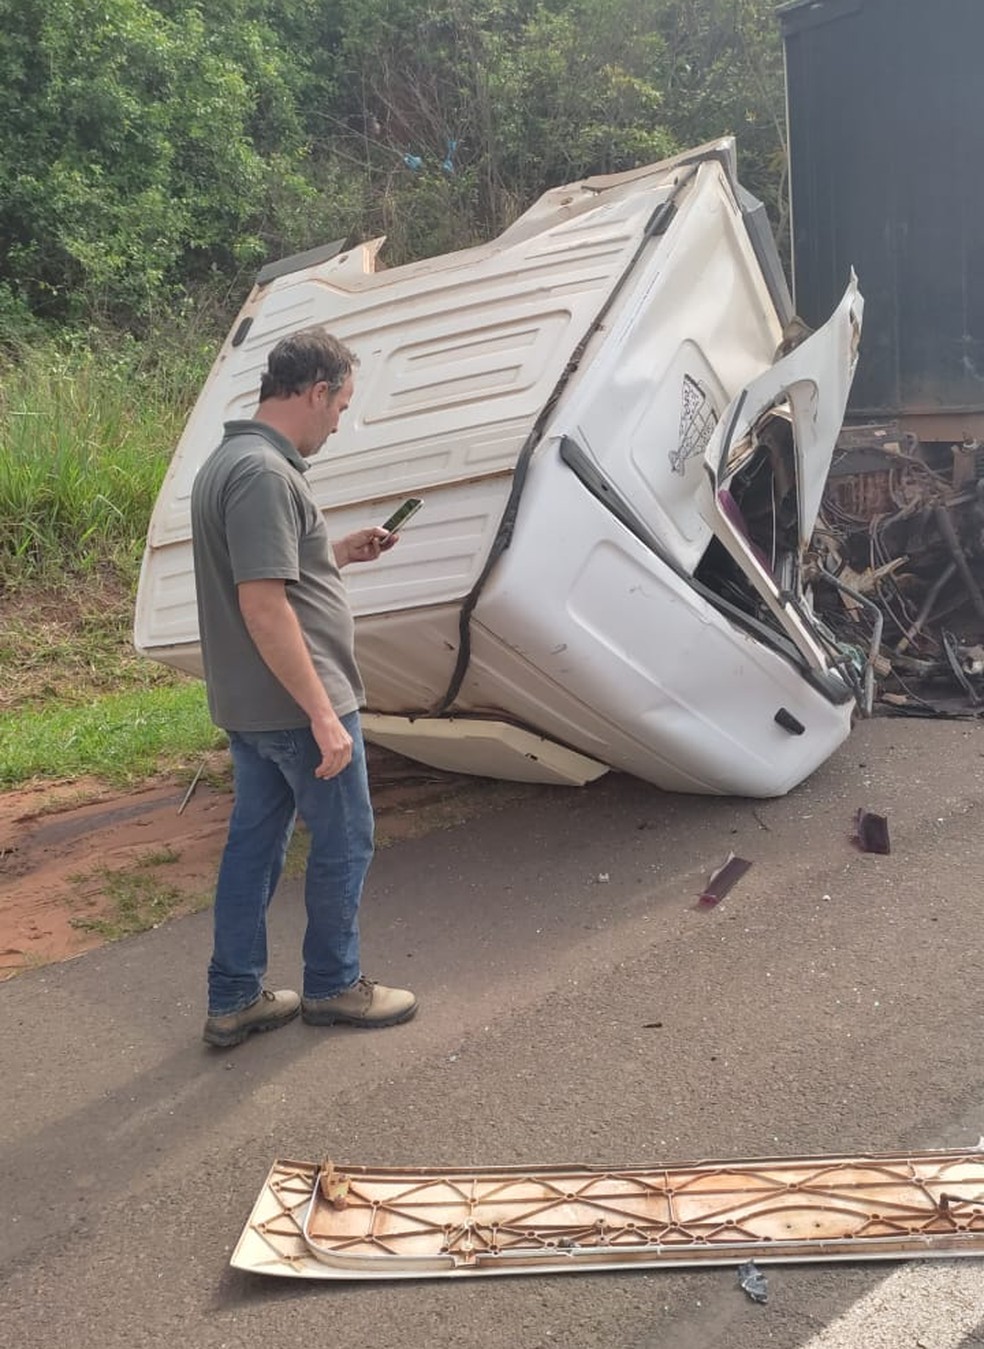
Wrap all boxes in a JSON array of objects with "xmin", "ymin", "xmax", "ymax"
[
  {"xmin": 690, "ymin": 395, "xmax": 862, "ymax": 709},
  {"xmin": 694, "ymin": 403, "xmax": 803, "ymax": 629}
]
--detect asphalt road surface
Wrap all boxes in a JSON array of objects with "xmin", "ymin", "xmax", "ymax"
[{"xmin": 3, "ymin": 716, "xmax": 984, "ymax": 1349}]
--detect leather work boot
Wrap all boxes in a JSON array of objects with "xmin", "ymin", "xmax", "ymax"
[
  {"xmin": 301, "ymin": 976, "xmax": 418, "ymax": 1028},
  {"xmin": 202, "ymin": 988, "xmax": 301, "ymax": 1047}
]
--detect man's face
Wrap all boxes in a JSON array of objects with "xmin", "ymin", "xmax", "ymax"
[{"xmin": 305, "ymin": 372, "xmax": 354, "ymax": 456}]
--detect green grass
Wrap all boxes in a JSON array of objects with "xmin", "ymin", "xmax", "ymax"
[
  {"xmin": 0, "ymin": 571, "xmax": 183, "ymax": 713},
  {"xmin": 0, "ymin": 680, "xmax": 226, "ymax": 788},
  {"xmin": 0, "ymin": 332, "xmax": 213, "ymax": 585},
  {"xmin": 0, "ymin": 326, "xmax": 227, "ymax": 789}
]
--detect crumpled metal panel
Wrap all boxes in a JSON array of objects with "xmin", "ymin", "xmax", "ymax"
[
  {"xmin": 815, "ymin": 426, "xmax": 984, "ymax": 714},
  {"xmin": 231, "ymin": 1148, "xmax": 984, "ymax": 1280}
]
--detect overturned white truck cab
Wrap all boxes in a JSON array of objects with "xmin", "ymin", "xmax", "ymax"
[{"xmin": 135, "ymin": 138, "xmax": 864, "ymax": 796}]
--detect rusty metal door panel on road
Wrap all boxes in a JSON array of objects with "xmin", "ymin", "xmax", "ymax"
[{"xmin": 232, "ymin": 1148, "xmax": 984, "ymax": 1279}]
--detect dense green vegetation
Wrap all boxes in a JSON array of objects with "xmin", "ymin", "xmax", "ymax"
[
  {"xmin": 0, "ymin": 0, "xmax": 787, "ymax": 786},
  {"xmin": 0, "ymin": 335, "xmax": 221, "ymax": 784},
  {"xmin": 0, "ymin": 333, "xmax": 212, "ymax": 580},
  {"xmin": 1, "ymin": 0, "xmax": 787, "ymax": 574},
  {"xmin": 0, "ymin": 0, "xmax": 786, "ymax": 335}
]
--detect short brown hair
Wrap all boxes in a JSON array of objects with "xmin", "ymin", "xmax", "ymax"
[{"xmin": 259, "ymin": 327, "xmax": 358, "ymax": 401}]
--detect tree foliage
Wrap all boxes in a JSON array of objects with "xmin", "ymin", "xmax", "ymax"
[{"xmin": 0, "ymin": 0, "xmax": 786, "ymax": 335}]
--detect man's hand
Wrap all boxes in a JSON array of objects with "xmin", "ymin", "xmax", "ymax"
[
  {"xmin": 334, "ymin": 526, "xmax": 398, "ymax": 568},
  {"xmin": 311, "ymin": 710, "xmax": 353, "ymax": 779}
]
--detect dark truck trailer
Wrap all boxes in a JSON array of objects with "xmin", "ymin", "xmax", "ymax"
[
  {"xmin": 780, "ymin": 0, "xmax": 984, "ymax": 713},
  {"xmin": 780, "ymin": 0, "xmax": 984, "ymax": 438}
]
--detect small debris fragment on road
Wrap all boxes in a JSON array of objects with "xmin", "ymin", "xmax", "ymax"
[
  {"xmin": 853, "ymin": 808, "xmax": 891, "ymax": 854},
  {"xmin": 738, "ymin": 1259, "xmax": 769, "ymax": 1304},
  {"xmin": 698, "ymin": 852, "xmax": 752, "ymax": 907}
]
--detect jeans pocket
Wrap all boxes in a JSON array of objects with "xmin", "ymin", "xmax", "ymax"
[{"xmin": 238, "ymin": 728, "xmax": 302, "ymax": 765}]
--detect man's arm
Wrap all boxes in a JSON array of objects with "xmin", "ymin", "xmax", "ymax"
[
  {"xmin": 332, "ymin": 526, "xmax": 397, "ymax": 569},
  {"xmin": 237, "ymin": 578, "xmax": 352, "ymax": 778}
]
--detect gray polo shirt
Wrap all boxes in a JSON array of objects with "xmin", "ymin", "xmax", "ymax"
[{"xmin": 190, "ymin": 420, "xmax": 364, "ymax": 731}]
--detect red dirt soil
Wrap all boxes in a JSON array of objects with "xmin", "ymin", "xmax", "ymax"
[
  {"xmin": 0, "ymin": 776, "xmax": 231, "ymax": 978},
  {"xmin": 0, "ymin": 748, "xmax": 519, "ymax": 981}
]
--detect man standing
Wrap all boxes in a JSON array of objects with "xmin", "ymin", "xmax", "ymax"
[{"xmin": 191, "ymin": 327, "xmax": 417, "ymax": 1047}]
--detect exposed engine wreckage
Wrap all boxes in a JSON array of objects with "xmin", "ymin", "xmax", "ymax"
[{"xmin": 813, "ymin": 424, "xmax": 984, "ymax": 717}]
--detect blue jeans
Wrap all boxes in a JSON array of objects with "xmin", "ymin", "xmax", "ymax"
[{"xmin": 207, "ymin": 712, "xmax": 373, "ymax": 1015}]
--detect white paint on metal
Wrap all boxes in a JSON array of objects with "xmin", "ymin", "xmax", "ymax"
[
  {"xmin": 359, "ymin": 714, "xmax": 609, "ymax": 786},
  {"xmin": 134, "ymin": 138, "xmax": 863, "ymax": 797}
]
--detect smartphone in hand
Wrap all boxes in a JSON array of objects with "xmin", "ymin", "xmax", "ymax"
[{"xmin": 381, "ymin": 497, "xmax": 423, "ymax": 534}]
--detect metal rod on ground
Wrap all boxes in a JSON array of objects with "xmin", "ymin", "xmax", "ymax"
[{"xmin": 178, "ymin": 757, "xmax": 208, "ymax": 815}]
